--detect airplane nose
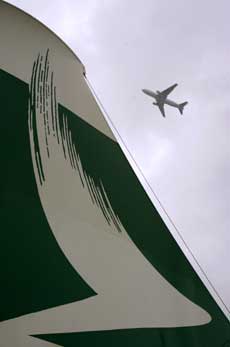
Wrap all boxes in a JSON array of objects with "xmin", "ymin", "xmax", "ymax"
[{"xmin": 142, "ymin": 89, "xmax": 150, "ymax": 95}]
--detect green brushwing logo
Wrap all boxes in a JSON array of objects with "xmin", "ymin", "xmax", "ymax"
[{"xmin": 0, "ymin": 51, "xmax": 229, "ymax": 347}]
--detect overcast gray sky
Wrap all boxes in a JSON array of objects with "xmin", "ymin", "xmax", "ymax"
[{"xmin": 6, "ymin": 0, "xmax": 230, "ymax": 314}]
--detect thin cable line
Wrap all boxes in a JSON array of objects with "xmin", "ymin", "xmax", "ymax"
[{"xmin": 85, "ymin": 76, "xmax": 230, "ymax": 317}]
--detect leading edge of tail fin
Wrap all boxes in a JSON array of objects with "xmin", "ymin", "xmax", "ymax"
[{"xmin": 179, "ymin": 101, "xmax": 188, "ymax": 115}]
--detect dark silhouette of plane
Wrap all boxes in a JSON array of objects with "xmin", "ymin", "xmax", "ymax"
[{"xmin": 142, "ymin": 83, "xmax": 188, "ymax": 117}]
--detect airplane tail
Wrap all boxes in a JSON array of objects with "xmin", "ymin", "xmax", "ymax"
[{"xmin": 178, "ymin": 101, "xmax": 188, "ymax": 115}]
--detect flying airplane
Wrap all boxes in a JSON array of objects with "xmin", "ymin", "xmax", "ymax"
[{"xmin": 142, "ymin": 83, "xmax": 188, "ymax": 117}]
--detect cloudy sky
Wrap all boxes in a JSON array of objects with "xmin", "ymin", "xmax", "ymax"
[{"xmin": 6, "ymin": 0, "xmax": 230, "ymax": 315}]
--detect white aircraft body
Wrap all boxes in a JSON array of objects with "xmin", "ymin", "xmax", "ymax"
[{"xmin": 142, "ymin": 83, "xmax": 188, "ymax": 117}]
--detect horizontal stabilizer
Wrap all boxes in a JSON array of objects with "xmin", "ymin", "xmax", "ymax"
[{"xmin": 179, "ymin": 101, "xmax": 188, "ymax": 115}]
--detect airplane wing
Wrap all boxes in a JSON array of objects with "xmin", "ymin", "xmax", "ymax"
[
  {"xmin": 157, "ymin": 102, "xmax": 166, "ymax": 117},
  {"xmin": 159, "ymin": 83, "xmax": 178, "ymax": 99}
]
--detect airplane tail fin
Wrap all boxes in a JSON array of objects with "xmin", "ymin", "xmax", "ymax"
[{"xmin": 178, "ymin": 102, "xmax": 188, "ymax": 115}]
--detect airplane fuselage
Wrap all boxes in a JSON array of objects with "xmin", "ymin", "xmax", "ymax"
[{"xmin": 142, "ymin": 89, "xmax": 179, "ymax": 108}]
